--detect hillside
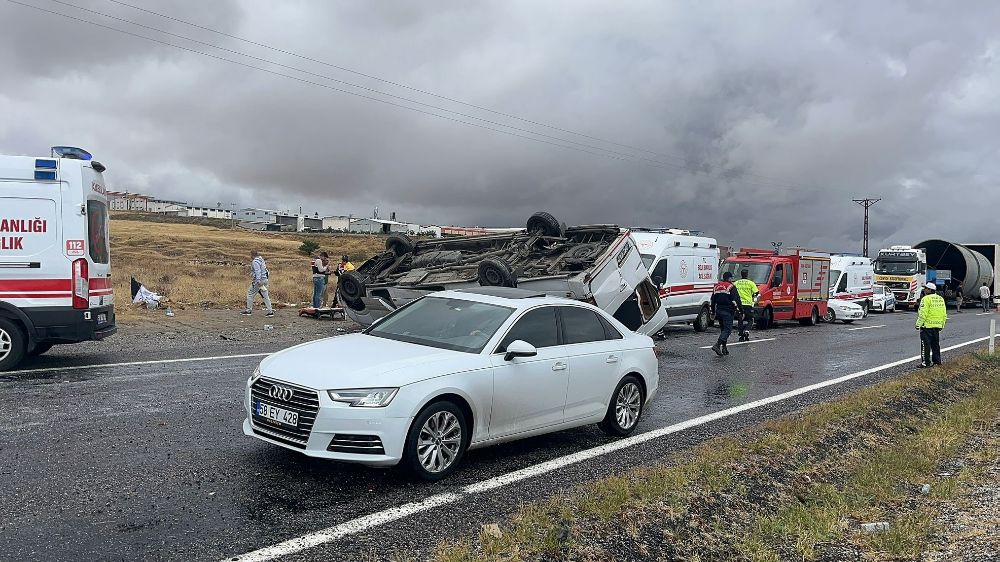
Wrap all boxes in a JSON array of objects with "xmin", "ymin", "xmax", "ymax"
[{"xmin": 109, "ymin": 218, "xmax": 386, "ymax": 311}]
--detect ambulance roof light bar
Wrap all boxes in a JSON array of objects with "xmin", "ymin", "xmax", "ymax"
[{"xmin": 51, "ymin": 146, "xmax": 92, "ymax": 160}]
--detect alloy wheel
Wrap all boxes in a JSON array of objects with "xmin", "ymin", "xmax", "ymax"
[
  {"xmin": 416, "ymin": 410, "xmax": 462, "ymax": 473},
  {"xmin": 615, "ymin": 382, "xmax": 642, "ymax": 430},
  {"xmin": 0, "ymin": 328, "xmax": 11, "ymax": 362}
]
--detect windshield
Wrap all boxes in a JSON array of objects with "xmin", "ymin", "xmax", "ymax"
[
  {"xmin": 366, "ymin": 297, "xmax": 514, "ymax": 353},
  {"xmin": 875, "ymin": 260, "xmax": 917, "ymax": 275},
  {"xmin": 640, "ymin": 253, "xmax": 655, "ymax": 270},
  {"xmin": 721, "ymin": 262, "xmax": 772, "ymax": 285},
  {"xmin": 874, "ymin": 286, "xmax": 884, "ymax": 294}
]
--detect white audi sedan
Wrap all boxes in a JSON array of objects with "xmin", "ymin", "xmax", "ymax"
[{"xmin": 243, "ymin": 287, "xmax": 658, "ymax": 480}]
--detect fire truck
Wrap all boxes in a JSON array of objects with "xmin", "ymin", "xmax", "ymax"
[
  {"xmin": 0, "ymin": 147, "xmax": 116, "ymax": 371},
  {"xmin": 721, "ymin": 248, "xmax": 831, "ymax": 328}
]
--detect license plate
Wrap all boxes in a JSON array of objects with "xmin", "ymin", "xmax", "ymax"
[
  {"xmin": 254, "ymin": 400, "xmax": 299, "ymax": 427},
  {"xmin": 97, "ymin": 313, "xmax": 107, "ymax": 325}
]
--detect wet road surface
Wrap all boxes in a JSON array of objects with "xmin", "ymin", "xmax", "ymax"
[{"xmin": 0, "ymin": 309, "xmax": 995, "ymax": 561}]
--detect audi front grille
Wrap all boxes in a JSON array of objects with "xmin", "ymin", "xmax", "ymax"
[
  {"xmin": 250, "ymin": 378, "xmax": 319, "ymax": 449},
  {"xmin": 327, "ymin": 434, "xmax": 385, "ymax": 455}
]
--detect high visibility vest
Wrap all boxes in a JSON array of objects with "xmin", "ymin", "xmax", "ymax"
[
  {"xmin": 733, "ymin": 279, "xmax": 758, "ymax": 306},
  {"xmin": 916, "ymin": 294, "xmax": 947, "ymax": 329}
]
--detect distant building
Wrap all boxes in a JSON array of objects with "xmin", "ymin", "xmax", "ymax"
[
  {"xmin": 184, "ymin": 206, "xmax": 232, "ymax": 219},
  {"xmin": 322, "ymin": 215, "xmax": 352, "ymax": 232},
  {"xmin": 108, "ymin": 191, "xmax": 152, "ymax": 211},
  {"xmin": 148, "ymin": 199, "xmax": 189, "ymax": 215},
  {"xmin": 237, "ymin": 208, "xmax": 278, "ymax": 225},
  {"xmin": 298, "ymin": 214, "xmax": 323, "ymax": 231},
  {"xmin": 349, "ymin": 218, "xmax": 409, "ymax": 234}
]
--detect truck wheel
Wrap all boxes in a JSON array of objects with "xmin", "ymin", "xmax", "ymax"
[
  {"xmin": 799, "ymin": 307, "xmax": 819, "ymax": 326},
  {"xmin": 0, "ymin": 318, "xmax": 27, "ymax": 372},
  {"xmin": 755, "ymin": 308, "xmax": 773, "ymax": 329},
  {"xmin": 526, "ymin": 211, "xmax": 563, "ymax": 237},
  {"xmin": 385, "ymin": 234, "xmax": 414, "ymax": 257},
  {"xmin": 27, "ymin": 342, "xmax": 53, "ymax": 357},
  {"xmin": 337, "ymin": 272, "xmax": 366, "ymax": 307},
  {"xmin": 693, "ymin": 306, "xmax": 710, "ymax": 332},
  {"xmin": 478, "ymin": 258, "xmax": 517, "ymax": 287}
]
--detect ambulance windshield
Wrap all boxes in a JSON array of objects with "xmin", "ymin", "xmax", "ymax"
[{"xmin": 87, "ymin": 200, "xmax": 110, "ymax": 264}]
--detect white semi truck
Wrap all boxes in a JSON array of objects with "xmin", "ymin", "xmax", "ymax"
[{"xmin": 874, "ymin": 246, "xmax": 927, "ymax": 310}]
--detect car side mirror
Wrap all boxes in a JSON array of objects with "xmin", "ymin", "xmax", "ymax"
[
  {"xmin": 504, "ymin": 340, "xmax": 537, "ymax": 361},
  {"xmin": 651, "ymin": 275, "xmax": 664, "ymax": 287}
]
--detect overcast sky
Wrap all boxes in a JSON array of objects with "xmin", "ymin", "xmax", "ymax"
[{"xmin": 1, "ymin": 0, "xmax": 998, "ymax": 251}]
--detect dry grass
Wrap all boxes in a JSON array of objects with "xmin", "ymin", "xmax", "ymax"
[{"xmin": 109, "ymin": 218, "xmax": 385, "ymax": 314}]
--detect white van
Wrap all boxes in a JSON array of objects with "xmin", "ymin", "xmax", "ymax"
[
  {"xmin": 829, "ymin": 255, "xmax": 874, "ymax": 314},
  {"xmin": 0, "ymin": 147, "xmax": 116, "ymax": 371},
  {"xmin": 631, "ymin": 229, "xmax": 720, "ymax": 332}
]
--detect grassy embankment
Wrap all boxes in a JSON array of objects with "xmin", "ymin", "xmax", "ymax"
[
  {"xmin": 434, "ymin": 353, "xmax": 1000, "ymax": 561},
  {"xmin": 109, "ymin": 214, "xmax": 385, "ymax": 315}
]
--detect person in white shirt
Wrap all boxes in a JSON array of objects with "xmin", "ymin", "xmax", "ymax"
[
  {"xmin": 243, "ymin": 250, "xmax": 274, "ymax": 316},
  {"xmin": 311, "ymin": 252, "xmax": 331, "ymax": 308},
  {"xmin": 980, "ymin": 282, "xmax": 993, "ymax": 312}
]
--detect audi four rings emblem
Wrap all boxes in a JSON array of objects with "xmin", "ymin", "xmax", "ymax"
[{"xmin": 268, "ymin": 385, "xmax": 294, "ymax": 401}]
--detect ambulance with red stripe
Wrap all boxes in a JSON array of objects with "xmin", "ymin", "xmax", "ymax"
[
  {"xmin": 632, "ymin": 229, "xmax": 720, "ymax": 332},
  {"xmin": 0, "ymin": 147, "xmax": 116, "ymax": 371},
  {"xmin": 828, "ymin": 255, "xmax": 875, "ymax": 314}
]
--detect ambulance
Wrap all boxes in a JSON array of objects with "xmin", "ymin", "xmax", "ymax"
[
  {"xmin": 0, "ymin": 147, "xmax": 116, "ymax": 371},
  {"xmin": 828, "ymin": 255, "xmax": 875, "ymax": 314},
  {"xmin": 631, "ymin": 228, "xmax": 720, "ymax": 332}
]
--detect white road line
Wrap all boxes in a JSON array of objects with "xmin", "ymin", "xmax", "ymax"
[
  {"xmin": 226, "ymin": 335, "xmax": 990, "ymax": 562},
  {"xmin": 848, "ymin": 325, "xmax": 886, "ymax": 331},
  {"xmin": 976, "ymin": 312, "xmax": 994, "ymax": 316},
  {"xmin": 2, "ymin": 352, "xmax": 270, "ymax": 377},
  {"xmin": 699, "ymin": 337, "xmax": 776, "ymax": 349}
]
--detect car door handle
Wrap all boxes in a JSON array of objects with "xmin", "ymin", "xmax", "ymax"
[
  {"xmin": 552, "ymin": 362, "xmax": 567, "ymax": 371},
  {"xmin": 606, "ymin": 355, "xmax": 620, "ymax": 363}
]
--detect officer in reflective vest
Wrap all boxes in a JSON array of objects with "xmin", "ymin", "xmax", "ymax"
[
  {"xmin": 916, "ymin": 282, "xmax": 948, "ymax": 367},
  {"xmin": 733, "ymin": 269, "xmax": 759, "ymax": 341}
]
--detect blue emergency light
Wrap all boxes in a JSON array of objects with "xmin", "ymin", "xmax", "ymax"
[
  {"xmin": 34, "ymin": 158, "xmax": 57, "ymax": 180},
  {"xmin": 50, "ymin": 146, "xmax": 93, "ymax": 160}
]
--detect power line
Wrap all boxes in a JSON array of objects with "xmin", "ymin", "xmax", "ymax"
[
  {"xmin": 4, "ymin": 0, "xmax": 687, "ymax": 169},
  {"xmin": 102, "ymin": 0, "xmax": 825, "ymax": 190}
]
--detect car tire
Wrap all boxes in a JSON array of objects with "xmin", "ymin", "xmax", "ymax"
[
  {"xmin": 693, "ymin": 306, "xmax": 710, "ymax": 332},
  {"xmin": 599, "ymin": 375, "xmax": 644, "ymax": 437},
  {"xmin": 403, "ymin": 401, "xmax": 469, "ymax": 481},
  {"xmin": 526, "ymin": 211, "xmax": 563, "ymax": 237},
  {"xmin": 0, "ymin": 317, "xmax": 27, "ymax": 372},
  {"xmin": 385, "ymin": 234, "xmax": 414, "ymax": 257},
  {"xmin": 477, "ymin": 258, "xmax": 517, "ymax": 287},
  {"xmin": 26, "ymin": 342, "xmax": 53, "ymax": 357},
  {"xmin": 337, "ymin": 271, "xmax": 366, "ymax": 307}
]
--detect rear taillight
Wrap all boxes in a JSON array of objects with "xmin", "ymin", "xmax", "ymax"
[{"xmin": 72, "ymin": 258, "xmax": 89, "ymax": 309}]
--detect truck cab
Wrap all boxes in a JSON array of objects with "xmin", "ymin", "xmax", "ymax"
[
  {"xmin": 0, "ymin": 147, "xmax": 116, "ymax": 371},
  {"xmin": 722, "ymin": 248, "xmax": 830, "ymax": 328},
  {"xmin": 874, "ymin": 246, "xmax": 927, "ymax": 309}
]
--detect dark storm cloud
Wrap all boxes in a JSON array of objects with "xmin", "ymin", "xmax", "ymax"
[{"xmin": 1, "ymin": 0, "xmax": 998, "ymax": 251}]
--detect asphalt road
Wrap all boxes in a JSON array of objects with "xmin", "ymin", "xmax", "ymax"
[{"xmin": 0, "ymin": 308, "xmax": 995, "ymax": 562}]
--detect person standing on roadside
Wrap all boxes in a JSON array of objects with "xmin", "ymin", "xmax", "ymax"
[
  {"xmin": 954, "ymin": 287, "xmax": 963, "ymax": 313},
  {"xmin": 916, "ymin": 282, "xmax": 947, "ymax": 367},
  {"xmin": 980, "ymin": 282, "xmax": 992, "ymax": 312},
  {"xmin": 710, "ymin": 271, "xmax": 743, "ymax": 357},
  {"xmin": 733, "ymin": 269, "xmax": 759, "ymax": 341},
  {"xmin": 243, "ymin": 250, "xmax": 274, "ymax": 317},
  {"xmin": 311, "ymin": 252, "xmax": 331, "ymax": 308}
]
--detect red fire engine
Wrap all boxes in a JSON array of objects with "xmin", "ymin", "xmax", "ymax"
[{"xmin": 721, "ymin": 248, "xmax": 831, "ymax": 328}]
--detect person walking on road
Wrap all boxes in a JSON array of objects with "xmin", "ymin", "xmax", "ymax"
[
  {"xmin": 980, "ymin": 282, "xmax": 992, "ymax": 312},
  {"xmin": 954, "ymin": 287, "xmax": 963, "ymax": 313},
  {"xmin": 916, "ymin": 282, "xmax": 947, "ymax": 367},
  {"xmin": 710, "ymin": 271, "xmax": 743, "ymax": 357},
  {"xmin": 311, "ymin": 252, "xmax": 331, "ymax": 308},
  {"xmin": 733, "ymin": 269, "xmax": 759, "ymax": 341},
  {"xmin": 243, "ymin": 250, "xmax": 274, "ymax": 317}
]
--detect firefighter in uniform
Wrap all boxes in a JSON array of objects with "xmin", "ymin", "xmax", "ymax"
[
  {"xmin": 733, "ymin": 269, "xmax": 759, "ymax": 341},
  {"xmin": 711, "ymin": 271, "xmax": 742, "ymax": 357},
  {"xmin": 916, "ymin": 282, "xmax": 948, "ymax": 367}
]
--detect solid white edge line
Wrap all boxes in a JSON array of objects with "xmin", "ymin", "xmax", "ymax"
[
  {"xmin": 847, "ymin": 325, "xmax": 886, "ymax": 331},
  {"xmin": 226, "ymin": 335, "xmax": 990, "ymax": 562},
  {"xmin": 2, "ymin": 352, "xmax": 270, "ymax": 376},
  {"xmin": 698, "ymin": 337, "xmax": 776, "ymax": 349}
]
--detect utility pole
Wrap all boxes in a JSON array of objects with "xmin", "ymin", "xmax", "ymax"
[{"xmin": 852, "ymin": 198, "xmax": 881, "ymax": 257}]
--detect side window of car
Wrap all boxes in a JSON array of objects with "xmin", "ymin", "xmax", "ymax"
[
  {"xmin": 785, "ymin": 264, "xmax": 794, "ymax": 285},
  {"xmin": 598, "ymin": 314, "xmax": 624, "ymax": 340},
  {"xmin": 771, "ymin": 264, "xmax": 783, "ymax": 287},
  {"xmin": 837, "ymin": 273, "xmax": 848, "ymax": 292},
  {"xmin": 497, "ymin": 307, "xmax": 559, "ymax": 352},
  {"xmin": 652, "ymin": 259, "xmax": 668, "ymax": 285},
  {"xmin": 560, "ymin": 306, "xmax": 610, "ymax": 345}
]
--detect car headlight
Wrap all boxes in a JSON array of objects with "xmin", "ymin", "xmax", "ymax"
[
  {"xmin": 249, "ymin": 366, "xmax": 261, "ymax": 384},
  {"xmin": 328, "ymin": 388, "xmax": 399, "ymax": 407}
]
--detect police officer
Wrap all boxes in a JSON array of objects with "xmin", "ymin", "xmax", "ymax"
[
  {"xmin": 711, "ymin": 271, "xmax": 742, "ymax": 357},
  {"xmin": 733, "ymin": 269, "xmax": 759, "ymax": 341},
  {"xmin": 916, "ymin": 282, "xmax": 948, "ymax": 367}
]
